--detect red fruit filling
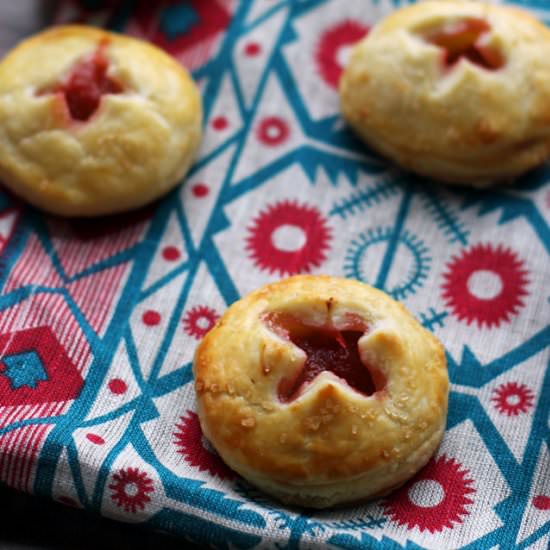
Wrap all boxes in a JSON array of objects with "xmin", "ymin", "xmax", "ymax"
[
  {"xmin": 263, "ymin": 312, "xmax": 386, "ymax": 403},
  {"xmin": 39, "ymin": 43, "xmax": 123, "ymax": 121},
  {"xmin": 425, "ymin": 18, "xmax": 504, "ymax": 71}
]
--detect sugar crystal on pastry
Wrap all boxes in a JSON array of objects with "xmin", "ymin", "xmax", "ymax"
[
  {"xmin": 194, "ymin": 275, "xmax": 448, "ymax": 508},
  {"xmin": 340, "ymin": 1, "xmax": 550, "ymax": 186}
]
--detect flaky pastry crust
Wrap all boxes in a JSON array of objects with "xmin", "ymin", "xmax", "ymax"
[
  {"xmin": 0, "ymin": 25, "xmax": 202, "ymax": 216},
  {"xmin": 194, "ymin": 275, "xmax": 448, "ymax": 508},
  {"xmin": 340, "ymin": 1, "xmax": 550, "ymax": 187}
]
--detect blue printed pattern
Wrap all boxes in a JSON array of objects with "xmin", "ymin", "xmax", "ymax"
[{"xmin": 0, "ymin": 1, "xmax": 548, "ymax": 549}]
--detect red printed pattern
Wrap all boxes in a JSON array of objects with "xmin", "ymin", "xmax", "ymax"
[
  {"xmin": 442, "ymin": 243, "xmax": 529, "ymax": 328},
  {"xmin": 384, "ymin": 455, "xmax": 476, "ymax": 533},
  {"xmin": 174, "ymin": 411, "xmax": 234, "ymax": 480},
  {"xmin": 246, "ymin": 200, "xmax": 332, "ymax": 276}
]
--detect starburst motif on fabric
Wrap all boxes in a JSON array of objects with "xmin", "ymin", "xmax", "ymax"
[
  {"xmin": 246, "ymin": 200, "xmax": 332, "ymax": 276},
  {"xmin": 174, "ymin": 411, "xmax": 234, "ymax": 480},
  {"xmin": 182, "ymin": 305, "xmax": 220, "ymax": 340},
  {"xmin": 383, "ymin": 455, "xmax": 476, "ymax": 533},
  {"xmin": 491, "ymin": 381, "xmax": 535, "ymax": 416},
  {"xmin": 315, "ymin": 20, "xmax": 369, "ymax": 88},
  {"xmin": 441, "ymin": 243, "xmax": 529, "ymax": 328},
  {"xmin": 109, "ymin": 467, "xmax": 154, "ymax": 514}
]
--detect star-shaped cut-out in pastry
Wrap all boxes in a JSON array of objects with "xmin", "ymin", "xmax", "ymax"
[
  {"xmin": 424, "ymin": 18, "xmax": 504, "ymax": 71},
  {"xmin": 39, "ymin": 43, "xmax": 123, "ymax": 121},
  {"xmin": 265, "ymin": 313, "xmax": 385, "ymax": 403}
]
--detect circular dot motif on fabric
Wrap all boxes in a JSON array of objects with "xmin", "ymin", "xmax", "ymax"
[
  {"xmin": 256, "ymin": 116, "xmax": 290, "ymax": 146},
  {"xmin": 244, "ymin": 41, "xmax": 261, "ymax": 56},
  {"xmin": 192, "ymin": 183, "xmax": 210, "ymax": 198},
  {"xmin": 142, "ymin": 310, "xmax": 161, "ymax": 326},
  {"xmin": 162, "ymin": 246, "xmax": 181, "ymax": 261},
  {"xmin": 86, "ymin": 433, "xmax": 105, "ymax": 445},
  {"xmin": 108, "ymin": 378, "xmax": 128, "ymax": 395},
  {"xmin": 211, "ymin": 116, "xmax": 228, "ymax": 131},
  {"xmin": 533, "ymin": 495, "xmax": 550, "ymax": 510}
]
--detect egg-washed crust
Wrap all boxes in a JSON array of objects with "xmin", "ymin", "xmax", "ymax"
[
  {"xmin": 194, "ymin": 275, "xmax": 448, "ymax": 508},
  {"xmin": 340, "ymin": 0, "xmax": 550, "ymax": 187},
  {"xmin": 0, "ymin": 25, "xmax": 202, "ymax": 216}
]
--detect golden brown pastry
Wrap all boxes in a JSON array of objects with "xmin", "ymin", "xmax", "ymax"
[
  {"xmin": 340, "ymin": 1, "xmax": 550, "ymax": 187},
  {"xmin": 193, "ymin": 275, "xmax": 448, "ymax": 508},
  {"xmin": 0, "ymin": 25, "xmax": 202, "ymax": 216}
]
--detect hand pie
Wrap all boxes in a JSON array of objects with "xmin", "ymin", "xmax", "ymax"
[
  {"xmin": 0, "ymin": 25, "xmax": 202, "ymax": 216},
  {"xmin": 193, "ymin": 275, "xmax": 448, "ymax": 508},
  {"xmin": 340, "ymin": 1, "xmax": 550, "ymax": 187}
]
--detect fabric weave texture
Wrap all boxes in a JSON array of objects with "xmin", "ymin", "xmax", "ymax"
[{"xmin": 0, "ymin": 1, "xmax": 548, "ymax": 548}]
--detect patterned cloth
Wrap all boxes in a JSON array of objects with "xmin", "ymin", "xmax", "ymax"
[{"xmin": 0, "ymin": 1, "xmax": 549, "ymax": 548}]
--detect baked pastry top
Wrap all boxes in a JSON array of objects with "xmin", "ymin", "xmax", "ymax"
[
  {"xmin": 340, "ymin": 1, "xmax": 550, "ymax": 186},
  {"xmin": 0, "ymin": 25, "xmax": 202, "ymax": 216},
  {"xmin": 194, "ymin": 275, "xmax": 448, "ymax": 508}
]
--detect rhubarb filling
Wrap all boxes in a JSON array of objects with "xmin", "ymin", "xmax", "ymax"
[
  {"xmin": 39, "ymin": 43, "xmax": 123, "ymax": 121},
  {"xmin": 263, "ymin": 312, "xmax": 386, "ymax": 403},
  {"xmin": 424, "ymin": 18, "xmax": 504, "ymax": 71}
]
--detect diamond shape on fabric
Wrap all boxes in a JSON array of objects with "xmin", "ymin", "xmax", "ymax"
[{"xmin": 0, "ymin": 327, "xmax": 84, "ymax": 407}]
